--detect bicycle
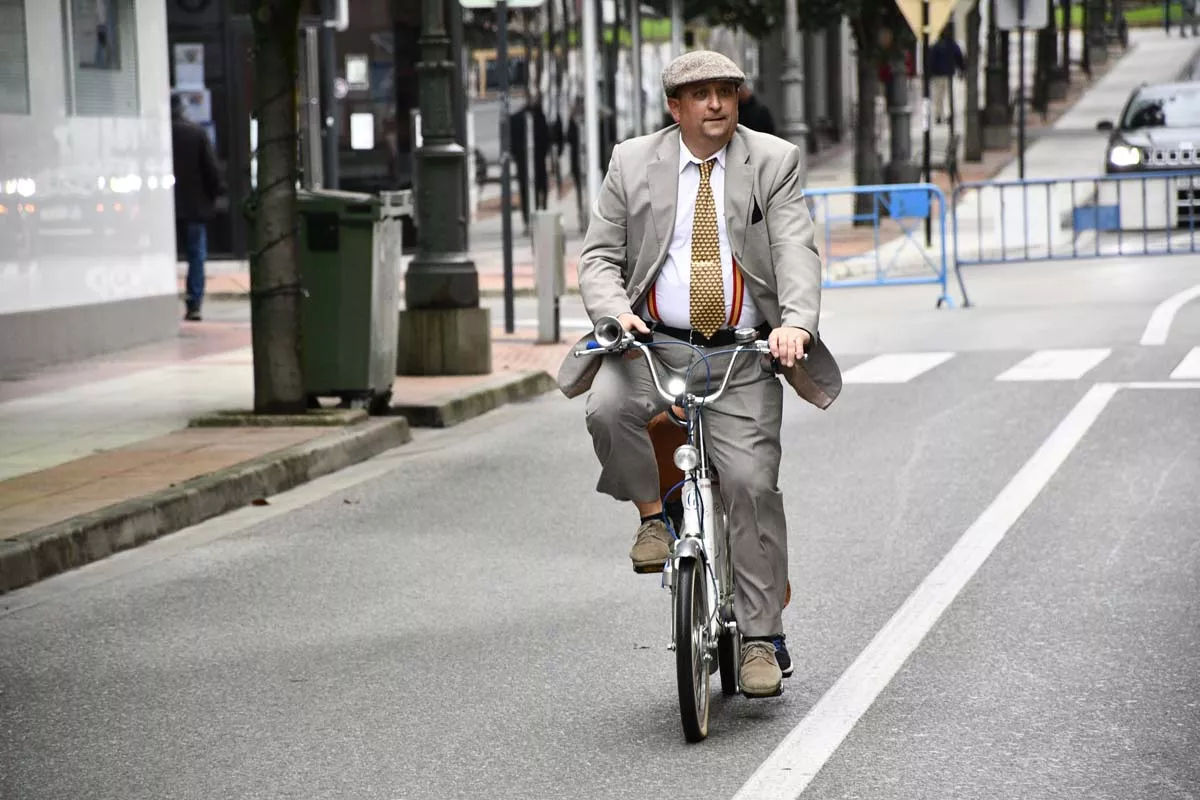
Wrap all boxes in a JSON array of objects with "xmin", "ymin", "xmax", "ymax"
[{"xmin": 574, "ymin": 315, "xmax": 781, "ymax": 742}]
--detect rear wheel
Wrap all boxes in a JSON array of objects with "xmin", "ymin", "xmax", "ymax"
[{"xmin": 675, "ymin": 557, "xmax": 710, "ymax": 743}]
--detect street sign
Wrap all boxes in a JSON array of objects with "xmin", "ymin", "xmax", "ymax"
[
  {"xmin": 995, "ymin": 0, "xmax": 1049, "ymax": 30},
  {"xmin": 459, "ymin": 0, "xmax": 545, "ymax": 7},
  {"xmin": 895, "ymin": 0, "xmax": 961, "ymax": 41}
]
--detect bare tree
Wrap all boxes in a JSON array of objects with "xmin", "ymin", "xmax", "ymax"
[{"xmin": 246, "ymin": 0, "xmax": 306, "ymax": 414}]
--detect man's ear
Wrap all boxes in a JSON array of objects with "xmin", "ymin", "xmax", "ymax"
[{"xmin": 666, "ymin": 97, "xmax": 680, "ymax": 123}]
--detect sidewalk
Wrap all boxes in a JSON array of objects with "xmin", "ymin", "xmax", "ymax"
[{"xmin": 0, "ymin": 318, "xmax": 573, "ymax": 593}]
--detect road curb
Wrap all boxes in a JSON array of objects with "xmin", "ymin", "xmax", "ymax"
[
  {"xmin": 391, "ymin": 370, "xmax": 557, "ymax": 428},
  {"xmin": 0, "ymin": 417, "xmax": 412, "ymax": 595}
]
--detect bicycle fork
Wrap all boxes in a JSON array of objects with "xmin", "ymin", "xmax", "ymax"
[{"xmin": 666, "ymin": 475, "xmax": 721, "ymax": 654}]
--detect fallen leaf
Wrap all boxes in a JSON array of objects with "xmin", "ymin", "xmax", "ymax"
[{"xmin": 251, "ymin": 498, "xmax": 270, "ymax": 506}]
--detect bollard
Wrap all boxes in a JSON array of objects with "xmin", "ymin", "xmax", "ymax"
[{"xmin": 532, "ymin": 210, "xmax": 564, "ymax": 343}]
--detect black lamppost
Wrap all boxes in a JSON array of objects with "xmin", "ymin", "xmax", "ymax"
[{"xmin": 398, "ymin": 0, "xmax": 491, "ymax": 375}]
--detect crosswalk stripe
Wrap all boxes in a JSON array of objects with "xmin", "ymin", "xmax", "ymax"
[
  {"xmin": 995, "ymin": 349, "xmax": 1111, "ymax": 382},
  {"xmin": 1169, "ymin": 347, "xmax": 1200, "ymax": 379},
  {"xmin": 841, "ymin": 352, "xmax": 955, "ymax": 384}
]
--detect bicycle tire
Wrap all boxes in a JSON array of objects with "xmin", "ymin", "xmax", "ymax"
[{"xmin": 675, "ymin": 557, "xmax": 710, "ymax": 742}]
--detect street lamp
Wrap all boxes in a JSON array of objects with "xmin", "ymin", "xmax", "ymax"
[
  {"xmin": 780, "ymin": 0, "xmax": 809, "ymax": 184},
  {"xmin": 398, "ymin": 0, "xmax": 491, "ymax": 376}
]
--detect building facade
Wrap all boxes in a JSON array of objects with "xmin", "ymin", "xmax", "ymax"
[{"xmin": 0, "ymin": 0, "xmax": 176, "ymax": 376}]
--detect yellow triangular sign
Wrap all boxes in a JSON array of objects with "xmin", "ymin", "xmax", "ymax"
[{"xmin": 896, "ymin": 0, "xmax": 961, "ymax": 40}]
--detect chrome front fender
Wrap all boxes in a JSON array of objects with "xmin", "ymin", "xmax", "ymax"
[{"xmin": 673, "ymin": 536, "xmax": 706, "ymax": 564}]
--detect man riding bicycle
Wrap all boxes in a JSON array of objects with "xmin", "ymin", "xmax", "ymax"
[{"xmin": 556, "ymin": 51, "xmax": 842, "ymax": 698}]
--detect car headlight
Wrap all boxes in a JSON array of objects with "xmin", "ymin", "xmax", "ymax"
[{"xmin": 1108, "ymin": 144, "xmax": 1142, "ymax": 167}]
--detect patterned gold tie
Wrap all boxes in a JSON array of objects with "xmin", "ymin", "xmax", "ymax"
[{"xmin": 689, "ymin": 159, "xmax": 725, "ymax": 338}]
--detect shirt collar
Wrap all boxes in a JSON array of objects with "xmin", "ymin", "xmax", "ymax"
[{"xmin": 678, "ymin": 133, "xmax": 727, "ymax": 174}]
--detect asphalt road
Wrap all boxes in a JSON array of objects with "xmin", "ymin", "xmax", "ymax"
[{"xmin": 2, "ymin": 255, "xmax": 1199, "ymax": 800}]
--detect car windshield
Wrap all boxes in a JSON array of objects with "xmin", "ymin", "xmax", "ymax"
[{"xmin": 1122, "ymin": 87, "xmax": 1200, "ymax": 130}]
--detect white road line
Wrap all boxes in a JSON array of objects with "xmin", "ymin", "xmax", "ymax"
[
  {"xmin": 1169, "ymin": 347, "xmax": 1200, "ymax": 380},
  {"xmin": 1140, "ymin": 283, "xmax": 1200, "ymax": 346},
  {"xmin": 1121, "ymin": 380, "xmax": 1200, "ymax": 390},
  {"xmin": 732, "ymin": 384, "xmax": 1119, "ymax": 800},
  {"xmin": 995, "ymin": 349, "xmax": 1110, "ymax": 382},
  {"xmin": 840, "ymin": 353, "xmax": 955, "ymax": 384}
]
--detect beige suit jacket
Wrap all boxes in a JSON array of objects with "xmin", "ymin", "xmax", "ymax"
[{"xmin": 556, "ymin": 124, "xmax": 842, "ymax": 410}]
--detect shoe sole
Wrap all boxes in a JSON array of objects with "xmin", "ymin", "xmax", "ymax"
[
  {"xmin": 741, "ymin": 684, "xmax": 784, "ymax": 699},
  {"xmin": 632, "ymin": 560, "xmax": 666, "ymax": 574}
]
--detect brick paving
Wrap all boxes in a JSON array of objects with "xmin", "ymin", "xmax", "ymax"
[
  {"xmin": 0, "ymin": 314, "xmax": 578, "ymax": 545},
  {"xmin": 0, "ymin": 427, "xmax": 327, "ymax": 539}
]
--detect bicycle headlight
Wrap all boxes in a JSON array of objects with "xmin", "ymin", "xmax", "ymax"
[
  {"xmin": 666, "ymin": 377, "xmax": 687, "ymax": 397},
  {"xmin": 673, "ymin": 444, "xmax": 700, "ymax": 472},
  {"xmin": 1108, "ymin": 144, "xmax": 1142, "ymax": 168}
]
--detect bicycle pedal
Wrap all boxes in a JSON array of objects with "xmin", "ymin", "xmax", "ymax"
[
  {"xmin": 632, "ymin": 562, "xmax": 665, "ymax": 575},
  {"xmin": 740, "ymin": 685, "xmax": 784, "ymax": 700}
]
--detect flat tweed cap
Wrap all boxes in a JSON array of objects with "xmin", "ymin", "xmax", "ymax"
[{"xmin": 661, "ymin": 50, "xmax": 746, "ymax": 96}]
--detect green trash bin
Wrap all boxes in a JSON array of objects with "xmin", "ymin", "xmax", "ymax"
[{"xmin": 297, "ymin": 188, "xmax": 403, "ymax": 413}]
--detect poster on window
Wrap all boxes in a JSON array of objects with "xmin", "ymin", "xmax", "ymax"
[
  {"xmin": 174, "ymin": 43, "xmax": 205, "ymax": 90},
  {"xmin": 73, "ymin": 0, "xmax": 119, "ymax": 70}
]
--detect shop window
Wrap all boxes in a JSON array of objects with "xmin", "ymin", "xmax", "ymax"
[
  {"xmin": 0, "ymin": 0, "xmax": 30, "ymax": 115},
  {"xmin": 62, "ymin": 0, "xmax": 139, "ymax": 116}
]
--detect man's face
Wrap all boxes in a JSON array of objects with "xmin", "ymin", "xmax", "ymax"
[{"xmin": 668, "ymin": 80, "xmax": 739, "ymax": 149}]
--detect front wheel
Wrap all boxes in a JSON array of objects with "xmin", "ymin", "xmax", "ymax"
[{"xmin": 675, "ymin": 557, "xmax": 711, "ymax": 743}]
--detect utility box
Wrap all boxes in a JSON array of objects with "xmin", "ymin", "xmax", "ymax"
[{"xmin": 297, "ymin": 188, "xmax": 405, "ymax": 413}]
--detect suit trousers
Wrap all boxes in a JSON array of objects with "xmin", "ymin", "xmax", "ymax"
[{"xmin": 584, "ymin": 333, "xmax": 789, "ymax": 638}]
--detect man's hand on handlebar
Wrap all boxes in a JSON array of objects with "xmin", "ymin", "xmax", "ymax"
[
  {"xmin": 769, "ymin": 326, "xmax": 811, "ymax": 368},
  {"xmin": 617, "ymin": 313, "xmax": 651, "ymax": 335}
]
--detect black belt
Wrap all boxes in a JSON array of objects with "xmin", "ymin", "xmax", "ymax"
[{"xmin": 646, "ymin": 321, "xmax": 771, "ymax": 348}]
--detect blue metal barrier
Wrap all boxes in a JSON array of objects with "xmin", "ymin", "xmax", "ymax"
[
  {"xmin": 952, "ymin": 170, "xmax": 1200, "ymax": 267},
  {"xmin": 804, "ymin": 182, "xmax": 968, "ymax": 308}
]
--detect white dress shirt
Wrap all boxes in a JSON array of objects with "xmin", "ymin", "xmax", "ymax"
[{"xmin": 639, "ymin": 135, "xmax": 763, "ymax": 330}]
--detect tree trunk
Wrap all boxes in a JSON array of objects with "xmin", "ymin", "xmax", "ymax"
[
  {"xmin": 247, "ymin": 0, "xmax": 306, "ymax": 414},
  {"xmin": 1032, "ymin": 0, "xmax": 1057, "ymax": 116},
  {"xmin": 965, "ymin": 0, "xmax": 983, "ymax": 161},
  {"xmin": 851, "ymin": 28, "xmax": 883, "ymax": 218}
]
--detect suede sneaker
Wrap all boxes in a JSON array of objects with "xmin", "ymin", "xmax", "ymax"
[
  {"xmin": 629, "ymin": 519, "xmax": 672, "ymax": 573},
  {"xmin": 773, "ymin": 635, "xmax": 794, "ymax": 678},
  {"xmin": 740, "ymin": 640, "xmax": 783, "ymax": 698}
]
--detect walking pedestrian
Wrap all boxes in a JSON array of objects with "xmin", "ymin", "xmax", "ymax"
[
  {"xmin": 929, "ymin": 29, "xmax": 965, "ymax": 124},
  {"xmin": 171, "ymin": 93, "xmax": 224, "ymax": 322}
]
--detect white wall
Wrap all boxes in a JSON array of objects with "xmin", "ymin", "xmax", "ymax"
[{"xmin": 0, "ymin": 0, "xmax": 175, "ymax": 319}]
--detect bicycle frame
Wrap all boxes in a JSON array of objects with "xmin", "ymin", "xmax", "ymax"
[{"xmin": 574, "ymin": 317, "xmax": 778, "ymax": 654}]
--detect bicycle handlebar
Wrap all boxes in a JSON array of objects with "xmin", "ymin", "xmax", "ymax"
[{"xmin": 573, "ymin": 316, "xmax": 779, "ymax": 408}]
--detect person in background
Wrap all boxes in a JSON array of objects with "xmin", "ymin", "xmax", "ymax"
[
  {"xmin": 1180, "ymin": 0, "xmax": 1199, "ymax": 37},
  {"xmin": 509, "ymin": 97, "xmax": 552, "ymax": 233},
  {"xmin": 929, "ymin": 28, "xmax": 965, "ymax": 124},
  {"xmin": 737, "ymin": 81, "xmax": 777, "ymax": 136},
  {"xmin": 171, "ymin": 93, "xmax": 224, "ymax": 322},
  {"xmin": 565, "ymin": 98, "xmax": 585, "ymax": 231}
]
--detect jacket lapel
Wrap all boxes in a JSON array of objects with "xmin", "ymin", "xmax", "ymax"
[
  {"xmin": 724, "ymin": 129, "xmax": 753, "ymax": 265},
  {"xmin": 647, "ymin": 132, "xmax": 679, "ymax": 267}
]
